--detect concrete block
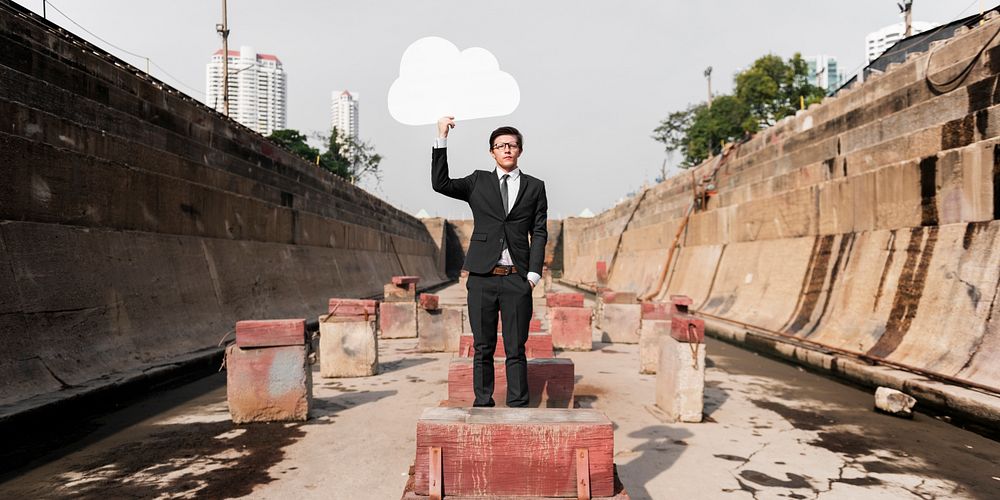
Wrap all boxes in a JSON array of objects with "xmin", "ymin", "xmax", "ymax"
[
  {"xmin": 874, "ymin": 386, "xmax": 917, "ymax": 418},
  {"xmin": 656, "ymin": 335, "xmax": 705, "ymax": 423},
  {"xmin": 379, "ymin": 301, "xmax": 417, "ymax": 339},
  {"xmin": 549, "ymin": 307, "xmax": 592, "ymax": 351},
  {"xmin": 531, "ymin": 278, "xmax": 546, "ymax": 298},
  {"xmin": 417, "ymin": 307, "xmax": 463, "ymax": 352},
  {"xmin": 235, "ymin": 319, "xmax": 306, "ymax": 348},
  {"xmin": 318, "ymin": 316, "xmax": 378, "ymax": 377},
  {"xmin": 392, "ymin": 275, "xmax": 421, "ymax": 286},
  {"xmin": 226, "ymin": 343, "xmax": 311, "ymax": 423},
  {"xmin": 327, "ymin": 298, "xmax": 377, "ymax": 319},
  {"xmin": 418, "ymin": 293, "xmax": 439, "ymax": 311},
  {"xmin": 446, "ymin": 358, "xmax": 576, "ymax": 407},
  {"xmin": 670, "ymin": 295, "xmax": 693, "ymax": 314},
  {"xmin": 597, "ymin": 303, "xmax": 641, "ymax": 344},
  {"xmin": 639, "ymin": 319, "xmax": 671, "ymax": 374},
  {"xmin": 457, "ymin": 333, "xmax": 555, "ymax": 359},
  {"xmin": 641, "ymin": 301, "xmax": 671, "ymax": 320},
  {"xmin": 383, "ymin": 282, "xmax": 416, "ymax": 302},
  {"xmin": 671, "ymin": 314, "xmax": 705, "ymax": 343},
  {"xmin": 412, "ymin": 407, "xmax": 614, "ymax": 497},
  {"xmin": 547, "ymin": 293, "xmax": 585, "ymax": 308}
]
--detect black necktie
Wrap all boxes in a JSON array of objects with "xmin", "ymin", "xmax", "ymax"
[{"xmin": 500, "ymin": 174, "xmax": 510, "ymax": 215}]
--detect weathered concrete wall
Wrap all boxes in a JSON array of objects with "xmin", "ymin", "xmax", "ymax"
[
  {"xmin": 0, "ymin": 4, "xmax": 446, "ymax": 413},
  {"xmin": 562, "ymin": 16, "xmax": 1000, "ymax": 393}
]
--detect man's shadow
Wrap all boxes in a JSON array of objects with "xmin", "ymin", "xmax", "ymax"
[{"xmin": 617, "ymin": 425, "xmax": 694, "ymax": 500}]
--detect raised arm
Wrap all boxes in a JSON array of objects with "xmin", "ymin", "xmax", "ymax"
[{"xmin": 431, "ymin": 116, "xmax": 474, "ymax": 201}]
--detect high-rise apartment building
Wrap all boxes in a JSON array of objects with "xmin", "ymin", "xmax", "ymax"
[
  {"xmin": 206, "ymin": 45, "xmax": 287, "ymax": 136},
  {"xmin": 805, "ymin": 55, "xmax": 843, "ymax": 93},
  {"xmin": 331, "ymin": 90, "xmax": 359, "ymax": 140},
  {"xmin": 865, "ymin": 21, "xmax": 938, "ymax": 63}
]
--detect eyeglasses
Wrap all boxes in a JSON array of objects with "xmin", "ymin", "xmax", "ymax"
[{"xmin": 491, "ymin": 142, "xmax": 520, "ymax": 151}]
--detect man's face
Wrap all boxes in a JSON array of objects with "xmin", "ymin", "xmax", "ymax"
[{"xmin": 490, "ymin": 134, "xmax": 521, "ymax": 171}]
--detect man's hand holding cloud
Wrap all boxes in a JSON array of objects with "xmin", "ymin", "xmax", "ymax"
[{"xmin": 389, "ymin": 37, "xmax": 520, "ymax": 126}]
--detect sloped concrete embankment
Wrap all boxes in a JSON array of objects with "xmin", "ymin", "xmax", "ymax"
[
  {"xmin": 0, "ymin": 3, "xmax": 446, "ymax": 417},
  {"xmin": 561, "ymin": 14, "xmax": 1000, "ymax": 418}
]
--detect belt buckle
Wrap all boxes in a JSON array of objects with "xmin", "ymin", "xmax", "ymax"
[{"xmin": 495, "ymin": 266, "xmax": 510, "ymax": 276}]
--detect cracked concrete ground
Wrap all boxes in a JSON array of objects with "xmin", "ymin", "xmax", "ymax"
[{"xmin": 1, "ymin": 283, "xmax": 998, "ymax": 499}]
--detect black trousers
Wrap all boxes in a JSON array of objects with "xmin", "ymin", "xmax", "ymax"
[{"xmin": 466, "ymin": 272, "xmax": 532, "ymax": 407}]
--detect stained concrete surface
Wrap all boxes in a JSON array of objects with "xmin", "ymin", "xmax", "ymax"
[{"xmin": 1, "ymin": 284, "xmax": 999, "ymax": 499}]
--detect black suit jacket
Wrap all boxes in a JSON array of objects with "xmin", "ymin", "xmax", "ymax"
[{"xmin": 431, "ymin": 147, "xmax": 547, "ymax": 276}]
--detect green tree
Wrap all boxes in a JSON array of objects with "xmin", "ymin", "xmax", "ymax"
[
  {"xmin": 653, "ymin": 53, "xmax": 826, "ymax": 168},
  {"xmin": 267, "ymin": 129, "xmax": 320, "ymax": 164}
]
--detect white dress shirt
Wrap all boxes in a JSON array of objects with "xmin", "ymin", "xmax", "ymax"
[{"xmin": 435, "ymin": 137, "xmax": 541, "ymax": 286}]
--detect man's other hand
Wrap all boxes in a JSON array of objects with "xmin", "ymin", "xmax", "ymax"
[{"xmin": 438, "ymin": 116, "xmax": 456, "ymax": 139}]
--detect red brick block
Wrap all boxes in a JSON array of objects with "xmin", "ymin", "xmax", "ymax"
[
  {"xmin": 671, "ymin": 314, "xmax": 705, "ymax": 343},
  {"xmin": 457, "ymin": 333, "xmax": 555, "ymax": 358},
  {"xmin": 327, "ymin": 298, "xmax": 377, "ymax": 318},
  {"xmin": 380, "ymin": 301, "xmax": 417, "ymax": 338},
  {"xmin": 601, "ymin": 290, "xmax": 637, "ymax": 304},
  {"xmin": 225, "ymin": 344, "xmax": 311, "ymax": 423},
  {"xmin": 670, "ymin": 294, "xmax": 693, "ymax": 314},
  {"xmin": 641, "ymin": 301, "xmax": 672, "ymax": 320},
  {"xmin": 235, "ymin": 319, "xmax": 306, "ymax": 348},
  {"xmin": 549, "ymin": 307, "xmax": 592, "ymax": 351},
  {"xmin": 418, "ymin": 293, "xmax": 440, "ymax": 311},
  {"xmin": 412, "ymin": 407, "xmax": 614, "ymax": 497},
  {"xmin": 547, "ymin": 292, "xmax": 585, "ymax": 308},
  {"xmin": 446, "ymin": 358, "xmax": 575, "ymax": 407},
  {"xmin": 392, "ymin": 275, "xmax": 421, "ymax": 286}
]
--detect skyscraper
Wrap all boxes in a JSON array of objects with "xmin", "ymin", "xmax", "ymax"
[
  {"xmin": 805, "ymin": 55, "xmax": 843, "ymax": 93},
  {"xmin": 865, "ymin": 21, "xmax": 938, "ymax": 63},
  {"xmin": 331, "ymin": 90, "xmax": 359, "ymax": 140},
  {"xmin": 206, "ymin": 45, "xmax": 287, "ymax": 136}
]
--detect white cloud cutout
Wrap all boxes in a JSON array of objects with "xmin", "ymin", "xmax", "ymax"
[{"xmin": 388, "ymin": 36, "xmax": 520, "ymax": 126}]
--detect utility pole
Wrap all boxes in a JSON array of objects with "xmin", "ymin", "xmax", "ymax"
[
  {"xmin": 704, "ymin": 66, "xmax": 713, "ymax": 107},
  {"xmin": 898, "ymin": 1, "xmax": 913, "ymax": 37},
  {"xmin": 216, "ymin": 0, "xmax": 230, "ymax": 116}
]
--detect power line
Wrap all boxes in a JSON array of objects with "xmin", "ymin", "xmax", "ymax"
[{"xmin": 44, "ymin": 1, "xmax": 205, "ymax": 96}]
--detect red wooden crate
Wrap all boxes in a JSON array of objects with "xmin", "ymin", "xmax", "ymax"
[
  {"xmin": 235, "ymin": 319, "xmax": 306, "ymax": 348},
  {"xmin": 670, "ymin": 314, "xmax": 705, "ymax": 343},
  {"xmin": 641, "ymin": 301, "xmax": 671, "ymax": 320},
  {"xmin": 327, "ymin": 298, "xmax": 377, "ymax": 317},
  {"xmin": 419, "ymin": 293, "xmax": 440, "ymax": 310},
  {"xmin": 549, "ymin": 307, "xmax": 592, "ymax": 351},
  {"xmin": 547, "ymin": 292, "xmax": 585, "ymax": 308},
  {"xmin": 412, "ymin": 407, "xmax": 615, "ymax": 497},
  {"xmin": 392, "ymin": 275, "xmax": 421, "ymax": 286}
]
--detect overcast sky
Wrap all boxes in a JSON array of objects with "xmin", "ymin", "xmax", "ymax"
[{"xmin": 14, "ymin": 0, "xmax": 985, "ymax": 219}]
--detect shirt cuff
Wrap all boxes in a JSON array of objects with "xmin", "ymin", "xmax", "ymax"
[
  {"xmin": 527, "ymin": 272, "xmax": 541, "ymax": 286},
  {"xmin": 434, "ymin": 137, "xmax": 448, "ymax": 148}
]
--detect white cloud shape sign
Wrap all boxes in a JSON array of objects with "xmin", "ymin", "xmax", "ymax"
[{"xmin": 388, "ymin": 37, "xmax": 520, "ymax": 126}]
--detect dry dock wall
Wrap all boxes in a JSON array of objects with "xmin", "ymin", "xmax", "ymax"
[
  {"xmin": 562, "ymin": 15, "xmax": 1000, "ymax": 395},
  {"xmin": 0, "ymin": 3, "xmax": 446, "ymax": 414}
]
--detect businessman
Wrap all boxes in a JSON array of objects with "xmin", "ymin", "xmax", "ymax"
[{"xmin": 431, "ymin": 116, "xmax": 548, "ymax": 407}]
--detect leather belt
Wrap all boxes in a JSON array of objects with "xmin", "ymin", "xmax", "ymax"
[{"xmin": 491, "ymin": 265, "xmax": 518, "ymax": 276}]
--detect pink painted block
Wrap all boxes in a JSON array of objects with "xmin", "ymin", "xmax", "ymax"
[
  {"xmin": 670, "ymin": 294, "xmax": 693, "ymax": 314},
  {"xmin": 547, "ymin": 293, "xmax": 585, "ymax": 308},
  {"xmin": 641, "ymin": 301, "xmax": 672, "ymax": 320},
  {"xmin": 671, "ymin": 314, "xmax": 705, "ymax": 343},
  {"xmin": 446, "ymin": 358, "xmax": 575, "ymax": 407},
  {"xmin": 327, "ymin": 298, "xmax": 377, "ymax": 318},
  {"xmin": 225, "ymin": 344, "xmax": 311, "ymax": 423},
  {"xmin": 379, "ymin": 301, "xmax": 417, "ymax": 339},
  {"xmin": 392, "ymin": 275, "xmax": 421, "ymax": 286},
  {"xmin": 457, "ymin": 333, "xmax": 555, "ymax": 359},
  {"xmin": 418, "ymin": 293, "xmax": 440, "ymax": 311},
  {"xmin": 601, "ymin": 290, "xmax": 637, "ymax": 304},
  {"xmin": 234, "ymin": 319, "xmax": 306, "ymax": 348},
  {"xmin": 412, "ymin": 407, "xmax": 614, "ymax": 497},
  {"xmin": 596, "ymin": 260, "xmax": 609, "ymax": 285},
  {"xmin": 549, "ymin": 307, "xmax": 592, "ymax": 351}
]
